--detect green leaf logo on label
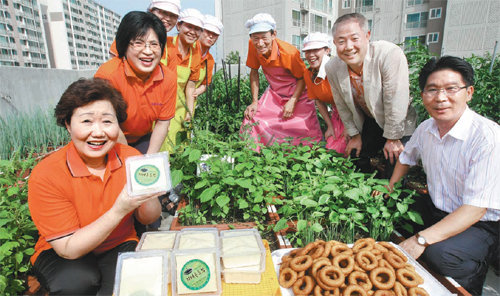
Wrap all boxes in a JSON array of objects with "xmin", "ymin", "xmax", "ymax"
[
  {"xmin": 134, "ymin": 164, "xmax": 160, "ymax": 186},
  {"xmin": 180, "ymin": 259, "xmax": 211, "ymax": 290}
]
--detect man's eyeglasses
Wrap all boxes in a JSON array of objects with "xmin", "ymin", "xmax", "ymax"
[
  {"xmin": 129, "ymin": 40, "xmax": 161, "ymax": 52},
  {"xmin": 423, "ymin": 86, "xmax": 467, "ymax": 97}
]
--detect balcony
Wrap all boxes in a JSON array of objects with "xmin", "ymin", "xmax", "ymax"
[{"xmin": 300, "ymin": 0, "xmax": 309, "ymax": 11}]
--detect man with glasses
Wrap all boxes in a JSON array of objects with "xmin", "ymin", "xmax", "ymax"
[{"xmin": 386, "ymin": 56, "xmax": 500, "ymax": 295}]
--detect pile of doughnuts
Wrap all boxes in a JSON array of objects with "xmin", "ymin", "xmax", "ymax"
[{"xmin": 278, "ymin": 238, "xmax": 429, "ymax": 296}]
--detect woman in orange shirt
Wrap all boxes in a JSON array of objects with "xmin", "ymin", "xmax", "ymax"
[
  {"xmin": 241, "ymin": 13, "xmax": 322, "ymax": 149},
  {"xmin": 95, "ymin": 11, "xmax": 177, "ymax": 154},
  {"xmin": 302, "ymin": 32, "xmax": 347, "ymax": 154},
  {"xmin": 28, "ymin": 78, "xmax": 163, "ymax": 295}
]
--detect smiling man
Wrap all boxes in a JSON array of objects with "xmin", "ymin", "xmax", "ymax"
[
  {"xmin": 325, "ymin": 13, "xmax": 416, "ymax": 177},
  {"xmin": 240, "ymin": 13, "xmax": 322, "ymax": 149},
  {"xmin": 387, "ymin": 56, "xmax": 500, "ymax": 295}
]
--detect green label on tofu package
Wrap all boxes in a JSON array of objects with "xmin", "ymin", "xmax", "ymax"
[
  {"xmin": 180, "ymin": 259, "xmax": 211, "ymax": 290},
  {"xmin": 134, "ymin": 164, "xmax": 160, "ymax": 186}
]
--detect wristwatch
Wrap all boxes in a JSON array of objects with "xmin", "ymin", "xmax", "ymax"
[{"xmin": 416, "ymin": 233, "xmax": 430, "ymax": 247}]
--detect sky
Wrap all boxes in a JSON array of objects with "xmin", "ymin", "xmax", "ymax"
[{"xmin": 94, "ymin": 0, "xmax": 214, "ymax": 18}]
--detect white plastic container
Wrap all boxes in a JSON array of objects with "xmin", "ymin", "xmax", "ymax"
[
  {"xmin": 220, "ymin": 229, "xmax": 266, "ymax": 284},
  {"xmin": 126, "ymin": 152, "xmax": 172, "ymax": 196},
  {"xmin": 174, "ymin": 228, "xmax": 219, "ymax": 250},
  {"xmin": 113, "ymin": 250, "xmax": 169, "ymax": 296},
  {"xmin": 136, "ymin": 231, "xmax": 178, "ymax": 251},
  {"xmin": 171, "ymin": 248, "xmax": 222, "ymax": 296}
]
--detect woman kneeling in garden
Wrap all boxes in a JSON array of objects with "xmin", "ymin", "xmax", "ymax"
[{"xmin": 28, "ymin": 78, "xmax": 163, "ymax": 295}]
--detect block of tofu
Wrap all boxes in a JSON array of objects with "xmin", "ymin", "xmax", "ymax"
[
  {"xmin": 126, "ymin": 152, "xmax": 172, "ymax": 196},
  {"xmin": 175, "ymin": 228, "xmax": 219, "ymax": 250},
  {"xmin": 172, "ymin": 249, "xmax": 221, "ymax": 296},
  {"xmin": 221, "ymin": 234, "xmax": 261, "ymax": 268},
  {"xmin": 223, "ymin": 264, "xmax": 262, "ymax": 284},
  {"xmin": 138, "ymin": 231, "xmax": 177, "ymax": 250}
]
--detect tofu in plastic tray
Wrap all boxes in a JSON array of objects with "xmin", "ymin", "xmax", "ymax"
[
  {"xmin": 171, "ymin": 248, "xmax": 222, "ymax": 296},
  {"xmin": 174, "ymin": 227, "xmax": 219, "ymax": 250},
  {"xmin": 220, "ymin": 229, "xmax": 266, "ymax": 284},
  {"xmin": 113, "ymin": 250, "xmax": 169, "ymax": 296},
  {"xmin": 125, "ymin": 151, "xmax": 172, "ymax": 196},
  {"xmin": 136, "ymin": 231, "xmax": 178, "ymax": 251}
]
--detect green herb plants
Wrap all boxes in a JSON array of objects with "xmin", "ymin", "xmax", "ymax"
[{"xmin": 0, "ymin": 153, "xmax": 38, "ymax": 295}]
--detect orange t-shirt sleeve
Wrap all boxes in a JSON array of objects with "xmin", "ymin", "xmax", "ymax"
[
  {"xmin": 288, "ymin": 49, "xmax": 306, "ymax": 79},
  {"xmin": 159, "ymin": 66, "xmax": 177, "ymax": 121},
  {"xmin": 189, "ymin": 46, "xmax": 202, "ymax": 81},
  {"xmin": 28, "ymin": 168, "xmax": 80, "ymax": 242},
  {"xmin": 304, "ymin": 70, "xmax": 318, "ymax": 100},
  {"xmin": 246, "ymin": 39, "xmax": 261, "ymax": 70},
  {"xmin": 206, "ymin": 55, "xmax": 215, "ymax": 85}
]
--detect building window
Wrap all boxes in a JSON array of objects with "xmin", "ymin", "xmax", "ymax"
[
  {"xmin": 342, "ymin": 0, "xmax": 351, "ymax": 9},
  {"xmin": 292, "ymin": 35, "xmax": 302, "ymax": 50},
  {"xmin": 406, "ymin": 12, "xmax": 428, "ymax": 29},
  {"xmin": 429, "ymin": 7, "xmax": 441, "ymax": 19},
  {"xmin": 311, "ymin": 14, "xmax": 325, "ymax": 33},
  {"xmin": 367, "ymin": 19, "xmax": 372, "ymax": 31},
  {"xmin": 355, "ymin": 0, "xmax": 373, "ymax": 13},
  {"xmin": 312, "ymin": 0, "xmax": 325, "ymax": 11},
  {"xmin": 427, "ymin": 32, "xmax": 439, "ymax": 44},
  {"xmin": 407, "ymin": 0, "xmax": 428, "ymax": 6},
  {"xmin": 292, "ymin": 10, "xmax": 301, "ymax": 27}
]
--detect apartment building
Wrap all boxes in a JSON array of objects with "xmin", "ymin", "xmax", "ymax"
[
  {"xmin": 0, "ymin": 0, "xmax": 48, "ymax": 67},
  {"xmin": 219, "ymin": 0, "xmax": 337, "ymax": 63},
  {"xmin": 0, "ymin": 0, "xmax": 120, "ymax": 69},
  {"xmin": 338, "ymin": 0, "xmax": 446, "ymax": 55}
]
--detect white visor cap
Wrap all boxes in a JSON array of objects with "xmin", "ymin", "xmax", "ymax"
[
  {"xmin": 179, "ymin": 8, "xmax": 204, "ymax": 29},
  {"xmin": 148, "ymin": 0, "xmax": 181, "ymax": 16},
  {"xmin": 203, "ymin": 15, "xmax": 223, "ymax": 35},
  {"xmin": 302, "ymin": 32, "xmax": 332, "ymax": 51},
  {"xmin": 245, "ymin": 13, "xmax": 276, "ymax": 35}
]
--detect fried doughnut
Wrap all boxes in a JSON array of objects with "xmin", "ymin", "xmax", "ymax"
[
  {"xmin": 322, "ymin": 240, "xmax": 333, "ymax": 257},
  {"xmin": 290, "ymin": 255, "xmax": 313, "ymax": 272},
  {"xmin": 313, "ymin": 285, "xmax": 340, "ymax": 296},
  {"xmin": 353, "ymin": 238, "xmax": 375, "ymax": 253},
  {"xmin": 279, "ymin": 259, "xmax": 290, "ymax": 271},
  {"xmin": 332, "ymin": 253, "xmax": 355, "ymax": 275},
  {"xmin": 356, "ymin": 250, "xmax": 378, "ymax": 271},
  {"xmin": 369, "ymin": 266, "xmax": 396, "ymax": 290},
  {"xmin": 300, "ymin": 241, "xmax": 324, "ymax": 259},
  {"xmin": 396, "ymin": 268, "xmax": 423, "ymax": 288},
  {"xmin": 278, "ymin": 267, "xmax": 297, "ymax": 288},
  {"xmin": 373, "ymin": 290, "xmax": 396, "ymax": 296},
  {"xmin": 394, "ymin": 281, "xmax": 408, "ymax": 296},
  {"xmin": 373, "ymin": 242, "xmax": 390, "ymax": 253},
  {"xmin": 292, "ymin": 275, "xmax": 315, "ymax": 295},
  {"xmin": 383, "ymin": 251, "xmax": 406, "ymax": 269},
  {"xmin": 318, "ymin": 266, "xmax": 345, "ymax": 288},
  {"xmin": 353, "ymin": 262, "xmax": 365, "ymax": 272},
  {"xmin": 378, "ymin": 241, "xmax": 395, "ymax": 250},
  {"xmin": 312, "ymin": 258, "xmax": 332, "ymax": 278},
  {"xmin": 343, "ymin": 284, "xmax": 368, "ymax": 296},
  {"xmin": 378, "ymin": 258, "xmax": 395, "ymax": 275},
  {"xmin": 281, "ymin": 254, "xmax": 292, "ymax": 263},
  {"xmin": 348, "ymin": 271, "xmax": 373, "ymax": 291},
  {"xmin": 408, "ymin": 287, "xmax": 429, "ymax": 296},
  {"xmin": 330, "ymin": 243, "xmax": 353, "ymax": 257}
]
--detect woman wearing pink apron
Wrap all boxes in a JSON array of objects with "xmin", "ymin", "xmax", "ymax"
[
  {"xmin": 241, "ymin": 13, "xmax": 322, "ymax": 148},
  {"xmin": 302, "ymin": 32, "xmax": 347, "ymax": 154}
]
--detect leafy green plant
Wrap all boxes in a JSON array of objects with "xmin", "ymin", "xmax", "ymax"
[
  {"xmin": 0, "ymin": 108, "xmax": 69, "ymax": 160},
  {"xmin": 0, "ymin": 153, "xmax": 38, "ymax": 295}
]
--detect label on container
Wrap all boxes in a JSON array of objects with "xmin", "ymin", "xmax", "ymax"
[
  {"xmin": 180, "ymin": 259, "xmax": 211, "ymax": 291},
  {"xmin": 134, "ymin": 164, "xmax": 160, "ymax": 186}
]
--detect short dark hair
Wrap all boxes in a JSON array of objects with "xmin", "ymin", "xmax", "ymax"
[
  {"xmin": 332, "ymin": 13, "xmax": 368, "ymax": 36},
  {"xmin": 55, "ymin": 78, "xmax": 128, "ymax": 126},
  {"xmin": 418, "ymin": 56, "xmax": 475, "ymax": 91},
  {"xmin": 115, "ymin": 11, "xmax": 166, "ymax": 58}
]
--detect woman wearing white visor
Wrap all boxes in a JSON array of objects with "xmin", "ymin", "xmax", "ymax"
[{"xmin": 302, "ymin": 32, "xmax": 347, "ymax": 154}]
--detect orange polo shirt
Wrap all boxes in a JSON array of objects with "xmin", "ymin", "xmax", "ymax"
[
  {"xmin": 304, "ymin": 69, "xmax": 335, "ymax": 105},
  {"xmin": 199, "ymin": 51, "xmax": 215, "ymax": 85},
  {"xmin": 28, "ymin": 142, "xmax": 141, "ymax": 264},
  {"xmin": 246, "ymin": 38, "xmax": 306, "ymax": 79},
  {"xmin": 163, "ymin": 36, "xmax": 201, "ymax": 81},
  {"xmin": 94, "ymin": 57, "xmax": 177, "ymax": 143}
]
